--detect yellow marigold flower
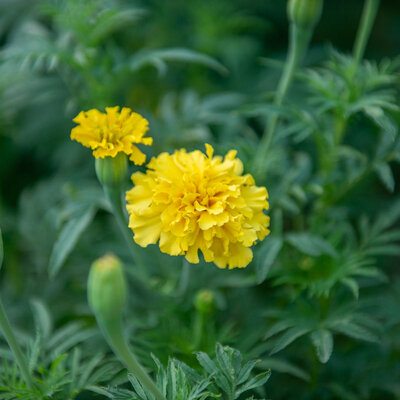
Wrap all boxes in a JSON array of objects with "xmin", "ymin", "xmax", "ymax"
[
  {"xmin": 71, "ymin": 106, "xmax": 152, "ymax": 165},
  {"xmin": 126, "ymin": 144, "xmax": 270, "ymax": 269}
]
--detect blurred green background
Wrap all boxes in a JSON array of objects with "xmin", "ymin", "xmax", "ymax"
[{"xmin": 0, "ymin": 0, "xmax": 400, "ymax": 399}]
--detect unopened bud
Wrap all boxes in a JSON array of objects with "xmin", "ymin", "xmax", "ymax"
[
  {"xmin": 300, "ymin": 256, "xmax": 313, "ymax": 270},
  {"xmin": 88, "ymin": 254, "xmax": 126, "ymax": 322},
  {"xmin": 95, "ymin": 153, "xmax": 128, "ymax": 187},
  {"xmin": 194, "ymin": 290, "xmax": 215, "ymax": 315},
  {"xmin": 288, "ymin": 0, "xmax": 323, "ymax": 29}
]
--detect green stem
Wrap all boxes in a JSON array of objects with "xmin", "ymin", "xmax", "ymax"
[
  {"xmin": 103, "ymin": 185, "xmax": 146, "ymax": 271},
  {"xmin": 321, "ymin": 136, "xmax": 399, "ymax": 208},
  {"xmin": 192, "ymin": 311, "xmax": 205, "ymax": 350},
  {"xmin": 333, "ymin": 111, "xmax": 348, "ymax": 146},
  {"xmin": 353, "ymin": 0, "xmax": 380, "ymax": 65},
  {"xmin": 176, "ymin": 261, "xmax": 191, "ymax": 297},
  {"xmin": 273, "ymin": 208, "xmax": 283, "ymax": 237},
  {"xmin": 318, "ymin": 111, "xmax": 348, "ymax": 177},
  {"xmin": 0, "ymin": 298, "xmax": 34, "ymax": 390},
  {"xmin": 98, "ymin": 317, "xmax": 165, "ymax": 400},
  {"xmin": 253, "ymin": 24, "xmax": 313, "ymax": 176}
]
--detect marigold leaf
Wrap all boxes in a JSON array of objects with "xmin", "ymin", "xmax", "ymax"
[
  {"xmin": 30, "ymin": 299, "xmax": 52, "ymax": 339},
  {"xmin": 237, "ymin": 360, "xmax": 259, "ymax": 385},
  {"xmin": 256, "ymin": 236, "xmax": 283, "ymax": 283},
  {"xmin": 373, "ymin": 162, "xmax": 395, "ymax": 192},
  {"xmin": 311, "ymin": 329, "xmax": 334, "ymax": 364},
  {"xmin": 286, "ymin": 232, "xmax": 337, "ymax": 258},
  {"xmin": 48, "ymin": 205, "xmax": 96, "ymax": 278},
  {"xmin": 195, "ymin": 352, "xmax": 218, "ymax": 375},
  {"xmin": 270, "ymin": 327, "xmax": 311, "ymax": 355},
  {"xmin": 236, "ymin": 370, "xmax": 271, "ymax": 397},
  {"xmin": 332, "ymin": 321, "xmax": 379, "ymax": 343},
  {"xmin": 264, "ymin": 320, "xmax": 296, "ymax": 340},
  {"xmin": 341, "ymin": 278, "xmax": 359, "ymax": 299},
  {"xmin": 130, "ymin": 48, "xmax": 228, "ymax": 76}
]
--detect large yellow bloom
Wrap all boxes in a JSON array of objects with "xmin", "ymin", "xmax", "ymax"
[
  {"xmin": 126, "ymin": 144, "xmax": 270, "ymax": 269},
  {"xmin": 71, "ymin": 106, "xmax": 152, "ymax": 165}
]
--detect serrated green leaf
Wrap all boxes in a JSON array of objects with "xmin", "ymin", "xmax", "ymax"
[
  {"xmin": 237, "ymin": 360, "xmax": 259, "ymax": 385},
  {"xmin": 30, "ymin": 299, "xmax": 52, "ymax": 339},
  {"xmin": 130, "ymin": 48, "xmax": 228, "ymax": 76},
  {"xmin": 270, "ymin": 327, "xmax": 311, "ymax": 355},
  {"xmin": 196, "ymin": 352, "xmax": 218, "ymax": 375},
  {"xmin": 216, "ymin": 344, "xmax": 235, "ymax": 380},
  {"xmin": 86, "ymin": 385, "xmax": 115, "ymax": 398},
  {"xmin": 48, "ymin": 205, "xmax": 95, "ymax": 278},
  {"xmin": 341, "ymin": 278, "xmax": 359, "ymax": 299},
  {"xmin": 311, "ymin": 329, "xmax": 334, "ymax": 363},
  {"xmin": 77, "ymin": 353, "xmax": 104, "ymax": 389},
  {"xmin": 374, "ymin": 162, "xmax": 395, "ymax": 192},
  {"xmin": 286, "ymin": 233, "xmax": 338, "ymax": 258},
  {"xmin": 169, "ymin": 360, "xmax": 178, "ymax": 400},
  {"xmin": 332, "ymin": 321, "xmax": 379, "ymax": 343},
  {"xmin": 256, "ymin": 236, "xmax": 283, "ymax": 283},
  {"xmin": 365, "ymin": 244, "xmax": 400, "ymax": 257},
  {"xmin": 264, "ymin": 320, "xmax": 296, "ymax": 340},
  {"xmin": 236, "ymin": 370, "xmax": 271, "ymax": 398},
  {"xmin": 128, "ymin": 373, "xmax": 149, "ymax": 400}
]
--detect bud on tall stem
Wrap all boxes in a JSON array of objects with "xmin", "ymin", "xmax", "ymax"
[
  {"xmin": 192, "ymin": 290, "xmax": 215, "ymax": 349},
  {"xmin": 353, "ymin": 0, "xmax": 381, "ymax": 66},
  {"xmin": 88, "ymin": 254, "xmax": 127, "ymax": 323},
  {"xmin": 252, "ymin": 0, "xmax": 323, "ymax": 179},
  {"xmin": 88, "ymin": 254, "xmax": 165, "ymax": 400},
  {"xmin": 288, "ymin": 0, "xmax": 323, "ymax": 29}
]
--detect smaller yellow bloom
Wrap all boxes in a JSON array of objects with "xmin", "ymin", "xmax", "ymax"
[{"xmin": 71, "ymin": 106, "xmax": 153, "ymax": 165}]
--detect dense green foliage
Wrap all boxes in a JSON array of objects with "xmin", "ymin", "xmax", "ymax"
[{"xmin": 1, "ymin": 0, "xmax": 400, "ymax": 399}]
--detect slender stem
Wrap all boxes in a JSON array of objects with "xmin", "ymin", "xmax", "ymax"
[
  {"xmin": 253, "ymin": 24, "xmax": 313, "ymax": 177},
  {"xmin": 176, "ymin": 260, "xmax": 191, "ymax": 297},
  {"xmin": 321, "ymin": 135, "xmax": 399, "ymax": 209},
  {"xmin": 103, "ymin": 185, "xmax": 146, "ymax": 272},
  {"xmin": 353, "ymin": 0, "xmax": 380, "ymax": 65},
  {"xmin": 192, "ymin": 311, "xmax": 205, "ymax": 350},
  {"xmin": 273, "ymin": 208, "xmax": 283, "ymax": 237},
  {"xmin": 99, "ymin": 317, "xmax": 165, "ymax": 400},
  {"xmin": 0, "ymin": 298, "xmax": 34, "ymax": 390}
]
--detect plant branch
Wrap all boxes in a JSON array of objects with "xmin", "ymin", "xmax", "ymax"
[
  {"xmin": 103, "ymin": 185, "xmax": 146, "ymax": 272},
  {"xmin": 253, "ymin": 24, "xmax": 313, "ymax": 178},
  {"xmin": 353, "ymin": 0, "xmax": 381, "ymax": 65},
  {"xmin": 98, "ymin": 317, "xmax": 166, "ymax": 400},
  {"xmin": 0, "ymin": 299, "xmax": 34, "ymax": 390}
]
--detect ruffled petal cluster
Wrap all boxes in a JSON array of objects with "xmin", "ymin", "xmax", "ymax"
[
  {"xmin": 71, "ymin": 106, "xmax": 152, "ymax": 165},
  {"xmin": 126, "ymin": 144, "xmax": 270, "ymax": 269}
]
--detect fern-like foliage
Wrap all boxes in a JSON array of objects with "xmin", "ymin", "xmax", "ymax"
[
  {"xmin": 0, "ymin": 300, "xmax": 119, "ymax": 399},
  {"xmin": 101, "ymin": 343, "xmax": 270, "ymax": 400}
]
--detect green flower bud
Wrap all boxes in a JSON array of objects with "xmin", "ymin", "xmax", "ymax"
[
  {"xmin": 287, "ymin": 0, "xmax": 323, "ymax": 29},
  {"xmin": 300, "ymin": 256, "xmax": 313, "ymax": 270},
  {"xmin": 194, "ymin": 290, "xmax": 215, "ymax": 315},
  {"xmin": 95, "ymin": 153, "xmax": 128, "ymax": 187},
  {"xmin": 88, "ymin": 254, "xmax": 126, "ymax": 323}
]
